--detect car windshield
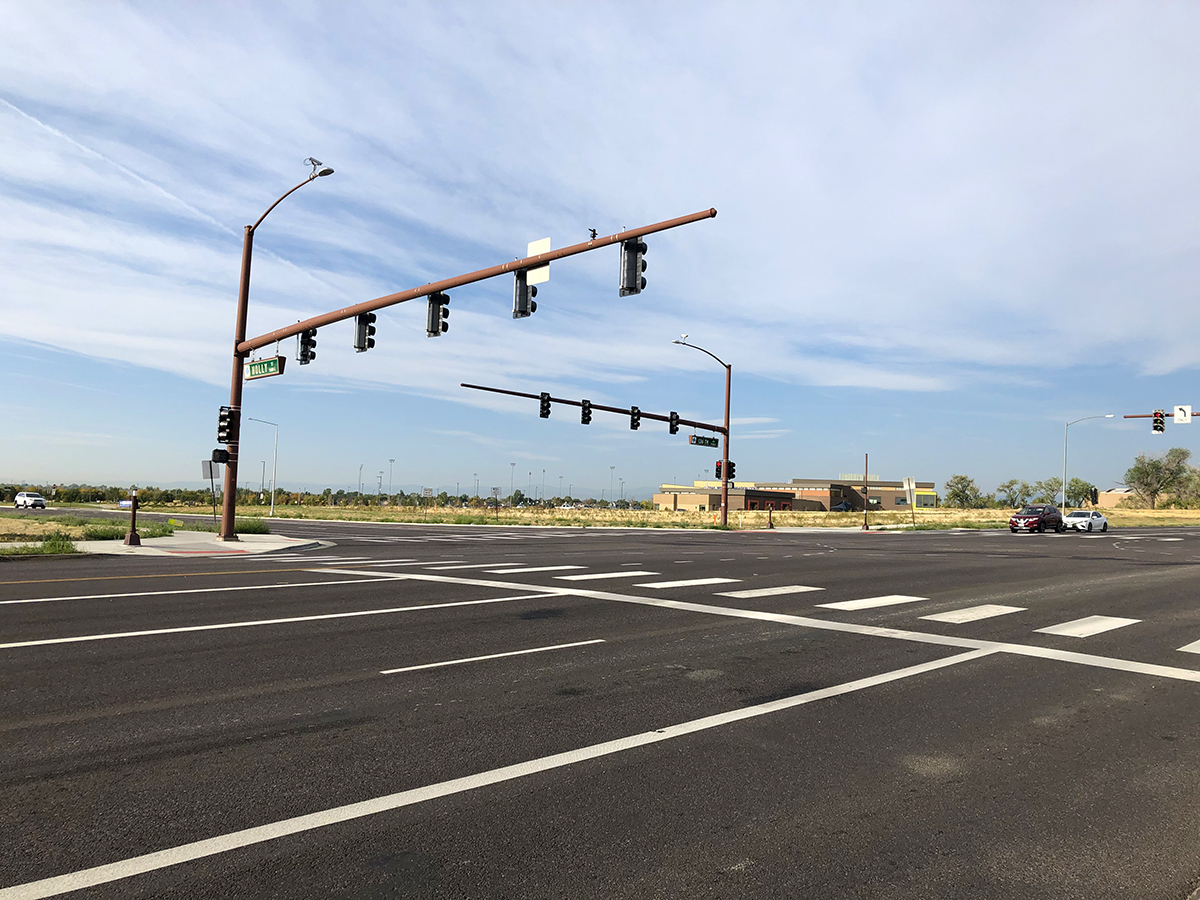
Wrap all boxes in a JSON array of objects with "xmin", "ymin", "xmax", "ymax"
[
  {"xmin": 1018, "ymin": 506, "xmax": 1045, "ymax": 515},
  {"xmin": 26, "ymin": 494, "xmax": 43, "ymax": 499},
  {"xmin": 1066, "ymin": 511, "xmax": 1087, "ymax": 517}
]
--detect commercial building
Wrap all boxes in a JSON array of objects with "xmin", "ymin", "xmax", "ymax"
[{"xmin": 653, "ymin": 475, "xmax": 938, "ymax": 512}]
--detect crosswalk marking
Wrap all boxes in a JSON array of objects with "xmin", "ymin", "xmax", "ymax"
[
  {"xmin": 1035, "ymin": 615, "xmax": 1140, "ymax": 638},
  {"xmin": 554, "ymin": 571, "xmax": 660, "ymax": 581},
  {"xmin": 920, "ymin": 604, "xmax": 1025, "ymax": 624},
  {"xmin": 486, "ymin": 565, "xmax": 586, "ymax": 574},
  {"xmin": 634, "ymin": 577, "xmax": 741, "ymax": 589},
  {"xmin": 817, "ymin": 595, "xmax": 927, "ymax": 611},
  {"xmin": 1178, "ymin": 639, "xmax": 1200, "ymax": 654},
  {"xmin": 425, "ymin": 563, "xmax": 513, "ymax": 570},
  {"xmin": 714, "ymin": 585, "xmax": 825, "ymax": 599}
]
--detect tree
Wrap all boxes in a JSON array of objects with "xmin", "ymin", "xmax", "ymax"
[
  {"xmin": 1032, "ymin": 477, "xmax": 1063, "ymax": 504},
  {"xmin": 943, "ymin": 474, "xmax": 984, "ymax": 509},
  {"xmin": 1122, "ymin": 447, "xmax": 1192, "ymax": 509},
  {"xmin": 1066, "ymin": 477, "xmax": 1097, "ymax": 507},
  {"xmin": 996, "ymin": 479, "xmax": 1033, "ymax": 508}
]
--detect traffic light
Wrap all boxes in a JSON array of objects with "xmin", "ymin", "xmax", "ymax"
[
  {"xmin": 619, "ymin": 237, "xmax": 648, "ymax": 296},
  {"xmin": 630, "ymin": 405, "xmax": 641, "ymax": 430},
  {"xmin": 715, "ymin": 460, "xmax": 723, "ymax": 480},
  {"xmin": 727, "ymin": 460, "xmax": 736, "ymax": 480},
  {"xmin": 354, "ymin": 313, "xmax": 377, "ymax": 352},
  {"xmin": 211, "ymin": 448, "xmax": 229, "ymax": 464},
  {"xmin": 298, "ymin": 328, "xmax": 317, "ymax": 365},
  {"xmin": 1153, "ymin": 409, "xmax": 1166, "ymax": 434},
  {"xmin": 217, "ymin": 406, "xmax": 236, "ymax": 444},
  {"xmin": 668, "ymin": 411, "xmax": 679, "ymax": 434},
  {"xmin": 426, "ymin": 292, "xmax": 450, "ymax": 337},
  {"xmin": 513, "ymin": 270, "xmax": 538, "ymax": 318},
  {"xmin": 581, "ymin": 399, "xmax": 592, "ymax": 425},
  {"xmin": 539, "ymin": 392, "xmax": 551, "ymax": 418}
]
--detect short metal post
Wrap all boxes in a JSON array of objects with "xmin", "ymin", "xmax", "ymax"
[{"xmin": 124, "ymin": 492, "xmax": 141, "ymax": 546}]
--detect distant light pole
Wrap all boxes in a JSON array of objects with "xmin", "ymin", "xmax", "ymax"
[
  {"xmin": 358, "ymin": 463, "xmax": 363, "ymax": 500},
  {"xmin": 619, "ymin": 477, "xmax": 625, "ymax": 501},
  {"xmin": 1063, "ymin": 414, "xmax": 1114, "ymax": 508},
  {"xmin": 610, "ymin": 466, "xmax": 615, "ymax": 506},
  {"xmin": 673, "ymin": 336, "xmax": 732, "ymax": 526},
  {"xmin": 220, "ymin": 158, "xmax": 333, "ymax": 540},
  {"xmin": 510, "ymin": 462, "xmax": 515, "ymax": 498},
  {"xmin": 259, "ymin": 461, "xmax": 266, "ymax": 499},
  {"xmin": 542, "ymin": 468, "xmax": 546, "ymax": 503},
  {"xmin": 559, "ymin": 475, "xmax": 563, "ymax": 497},
  {"xmin": 474, "ymin": 473, "xmax": 478, "ymax": 498},
  {"xmin": 247, "ymin": 417, "xmax": 279, "ymax": 516},
  {"xmin": 388, "ymin": 459, "xmax": 395, "ymax": 496}
]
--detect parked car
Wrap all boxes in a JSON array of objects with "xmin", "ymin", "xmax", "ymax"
[
  {"xmin": 1009, "ymin": 504, "xmax": 1064, "ymax": 533},
  {"xmin": 14, "ymin": 492, "xmax": 46, "ymax": 509},
  {"xmin": 1065, "ymin": 510, "xmax": 1108, "ymax": 532}
]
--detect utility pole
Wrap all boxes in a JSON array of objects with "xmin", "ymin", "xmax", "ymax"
[{"xmin": 672, "ymin": 338, "xmax": 732, "ymax": 526}]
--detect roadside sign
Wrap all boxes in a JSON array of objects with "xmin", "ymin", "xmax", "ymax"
[
  {"xmin": 527, "ymin": 238, "xmax": 551, "ymax": 285},
  {"xmin": 1175, "ymin": 405, "xmax": 1192, "ymax": 424},
  {"xmin": 423, "ymin": 487, "xmax": 434, "ymax": 498},
  {"xmin": 903, "ymin": 477, "xmax": 916, "ymax": 507},
  {"xmin": 689, "ymin": 434, "xmax": 719, "ymax": 448},
  {"xmin": 118, "ymin": 500, "xmax": 132, "ymax": 509},
  {"xmin": 491, "ymin": 487, "xmax": 502, "ymax": 498},
  {"xmin": 201, "ymin": 460, "xmax": 215, "ymax": 480},
  {"xmin": 245, "ymin": 355, "xmax": 286, "ymax": 381}
]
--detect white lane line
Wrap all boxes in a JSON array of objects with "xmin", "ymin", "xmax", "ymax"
[
  {"xmin": 0, "ymin": 578, "xmax": 395, "ymax": 607},
  {"xmin": 634, "ymin": 578, "xmax": 741, "ymax": 589},
  {"xmin": 360, "ymin": 560, "xmax": 465, "ymax": 568},
  {"xmin": 0, "ymin": 648, "xmax": 993, "ymax": 899},
  {"xmin": 0, "ymin": 592, "xmax": 561, "ymax": 650},
  {"xmin": 424, "ymin": 563, "xmax": 512, "ymax": 570},
  {"xmin": 817, "ymin": 595, "xmax": 927, "ymax": 611},
  {"xmin": 554, "ymin": 571, "xmax": 660, "ymax": 581},
  {"xmin": 1035, "ymin": 616, "xmax": 1141, "ymax": 638},
  {"xmin": 485, "ymin": 566, "xmax": 586, "ymax": 574},
  {"xmin": 921, "ymin": 604, "xmax": 1026, "ymax": 624},
  {"xmin": 714, "ymin": 585, "xmax": 825, "ymax": 599},
  {"xmin": 380, "ymin": 639, "xmax": 605, "ymax": 674},
  {"xmin": 1178, "ymin": 639, "xmax": 1200, "ymax": 655},
  {"xmin": 319, "ymin": 570, "xmax": 1200, "ymax": 685}
]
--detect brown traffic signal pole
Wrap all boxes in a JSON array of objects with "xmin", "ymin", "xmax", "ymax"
[{"xmin": 221, "ymin": 165, "xmax": 333, "ymax": 540}]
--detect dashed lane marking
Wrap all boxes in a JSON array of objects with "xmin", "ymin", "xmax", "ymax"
[
  {"xmin": 634, "ymin": 578, "xmax": 741, "ymax": 589},
  {"xmin": 714, "ymin": 585, "xmax": 824, "ymax": 599},
  {"xmin": 920, "ymin": 604, "xmax": 1026, "ymax": 624},
  {"xmin": 380, "ymin": 639, "xmax": 606, "ymax": 674},
  {"xmin": 817, "ymin": 595, "xmax": 927, "ymax": 611},
  {"xmin": 1035, "ymin": 616, "xmax": 1141, "ymax": 638},
  {"xmin": 0, "ymin": 578, "xmax": 396, "ymax": 607},
  {"xmin": 554, "ymin": 571, "xmax": 660, "ymax": 581}
]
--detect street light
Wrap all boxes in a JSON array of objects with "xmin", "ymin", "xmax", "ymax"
[
  {"xmin": 1063, "ymin": 414, "xmax": 1114, "ymax": 508},
  {"xmin": 673, "ymin": 336, "xmax": 732, "ymax": 526},
  {"xmin": 388, "ymin": 459, "xmax": 395, "ymax": 497},
  {"xmin": 220, "ymin": 158, "xmax": 333, "ymax": 540},
  {"xmin": 358, "ymin": 463, "xmax": 364, "ymax": 500},
  {"xmin": 610, "ymin": 466, "xmax": 615, "ymax": 507},
  {"xmin": 510, "ymin": 462, "xmax": 515, "ymax": 500},
  {"xmin": 246, "ymin": 417, "xmax": 279, "ymax": 516}
]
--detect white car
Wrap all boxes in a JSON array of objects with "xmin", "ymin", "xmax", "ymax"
[
  {"xmin": 14, "ymin": 492, "xmax": 46, "ymax": 509},
  {"xmin": 1065, "ymin": 510, "xmax": 1107, "ymax": 532}
]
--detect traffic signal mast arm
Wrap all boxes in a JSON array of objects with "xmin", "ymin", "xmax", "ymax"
[
  {"xmin": 460, "ymin": 382, "xmax": 727, "ymax": 435},
  {"xmin": 237, "ymin": 207, "xmax": 717, "ymax": 356},
  {"xmin": 1123, "ymin": 410, "xmax": 1197, "ymax": 417}
]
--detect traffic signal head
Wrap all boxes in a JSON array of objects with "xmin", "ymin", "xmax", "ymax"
[
  {"xmin": 298, "ymin": 328, "xmax": 317, "ymax": 365},
  {"xmin": 669, "ymin": 411, "xmax": 679, "ymax": 435},
  {"xmin": 630, "ymin": 405, "xmax": 641, "ymax": 430},
  {"xmin": 727, "ymin": 460, "xmax": 736, "ymax": 480},
  {"xmin": 217, "ymin": 406, "xmax": 236, "ymax": 444},
  {"xmin": 581, "ymin": 399, "xmax": 592, "ymax": 425},
  {"xmin": 715, "ymin": 460, "xmax": 723, "ymax": 480},
  {"xmin": 426, "ymin": 292, "xmax": 450, "ymax": 337},
  {"xmin": 354, "ymin": 313, "xmax": 377, "ymax": 352},
  {"xmin": 619, "ymin": 237, "xmax": 648, "ymax": 296},
  {"xmin": 513, "ymin": 271, "xmax": 538, "ymax": 318},
  {"xmin": 1153, "ymin": 409, "xmax": 1166, "ymax": 434},
  {"xmin": 539, "ymin": 391, "xmax": 551, "ymax": 418},
  {"xmin": 211, "ymin": 448, "xmax": 230, "ymax": 464}
]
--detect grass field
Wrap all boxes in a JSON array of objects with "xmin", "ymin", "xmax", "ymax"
[{"xmin": 0, "ymin": 510, "xmax": 266, "ymax": 542}]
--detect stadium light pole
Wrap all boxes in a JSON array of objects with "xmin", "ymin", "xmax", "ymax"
[
  {"xmin": 220, "ymin": 158, "xmax": 333, "ymax": 540},
  {"xmin": 1063, "ymin": 414, "xmax": 1113, "ymax": 508},
  {"xmin": 673, "ymin": 337, "xmax": 731, "ymax": 526},
  {"xmin": 246, "ymin": 417, "xmax": 279, "ymax": 516}
]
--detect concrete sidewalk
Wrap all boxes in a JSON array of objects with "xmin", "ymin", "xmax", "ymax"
[{"xmin": 77, "ymin": 530, "xmax": 324, "ymax": 557}]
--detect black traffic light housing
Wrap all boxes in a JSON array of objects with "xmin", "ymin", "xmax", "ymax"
[
  {"xmin": 298, "ymin": 328, "xmax": 317, "ymax": 365},
  {"xmin": 581, "ymin": 399, "xmax": 592, "ymax": 425},
  {"xmin": 217, "ymin": 406, "xmax": 236, "ymax": 444},
  {"xmin": 630, "ymin": 405, "xmax": 641, "ymax": 430},
  {"xmin": 426, "ymin": 292, "xmax": 450, "ymax": 337},
  {"xmin": 727, "ymin": 460, "xmax": 736, "ymax": 480},
  {"xmin": 619, "ymin": 238, "xmax": 648, "ymax": 296},
  {"xmin": 668, "ymin": 411, "xmax": 679, "ymax": 434},
  {"xmin": 1153, "ymin": 409, "xmax": 1166, "ymax": 433},
  {"xmin": 539, "ymin": 392, "xmax": 552, "ymax": 418},
  {"xmin": 513, "ymin": 270, "xmax": 538, "ymax": 318},
  {"xmin": 715, "ymin": 460, "xmax": 723, "ymax": 480},
  {"xmin": 211, "ymin": 448, "xmax": 230, "ymax": 464},
  {"xmin": 354, "ymin": 313, "xmax": 377, "ymax": 352}
]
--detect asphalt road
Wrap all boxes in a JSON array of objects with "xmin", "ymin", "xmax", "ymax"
[{"xmin": 4, "ymin": 520, "xmax": 1200, "ymax": 899}]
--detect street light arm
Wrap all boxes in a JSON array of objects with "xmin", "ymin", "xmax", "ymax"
[
  {"xmin": 250, "ymin": 174, "xmax": 320, "ymax": 233},
  {"xmin": 673, "ymin": 340, "xmax": 729, "ymax": 370}
]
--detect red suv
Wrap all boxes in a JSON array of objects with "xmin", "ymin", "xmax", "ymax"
[{"xmin": 1010, "ymin": 505, "xmax": 1065, "ymax": 533}]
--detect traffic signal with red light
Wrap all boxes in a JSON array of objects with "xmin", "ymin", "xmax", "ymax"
[{"xmin": 1153, "ymin": 409, "xmax": 1166, "ymax": 433}]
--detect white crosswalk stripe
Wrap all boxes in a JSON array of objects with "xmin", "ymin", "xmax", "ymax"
[
  {"xmin": 714, "ymin": 585, "xmax": 824, "ymax": 599},
  {"xmin": 486, "ymin": 565, "xmax": 587, "ymax": 574},
  {"xmin": 634, "ymin": 577, "xmax": 741, "ymax": 589},
  {"xmin": 554, "ymin": 571, "xmax": 660, "ymax": 581},
  {"xmin": 1035, "ymin": 616, "xmax": 1140, "ymax": 638},
  {"xmin": 817, "ymin": 595, "xmax": 927, "ymax": 611},
  {"xmin": 920, "ymin": 604, "xmax": 1025, "ymax": 624}
]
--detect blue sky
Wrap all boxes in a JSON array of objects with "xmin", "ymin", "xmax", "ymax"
[{"xmin": 2, "ymin": 2, "xmax": 1199, "ymax": 500}]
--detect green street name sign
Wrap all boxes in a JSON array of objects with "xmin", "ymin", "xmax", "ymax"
[
  {"xmin": 245, "ymin": 355, "xmax": 286, "ymax": 380},
  {"xmin": 689, "ymin": 434, "xmax": 719, "ymax": 448}
]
